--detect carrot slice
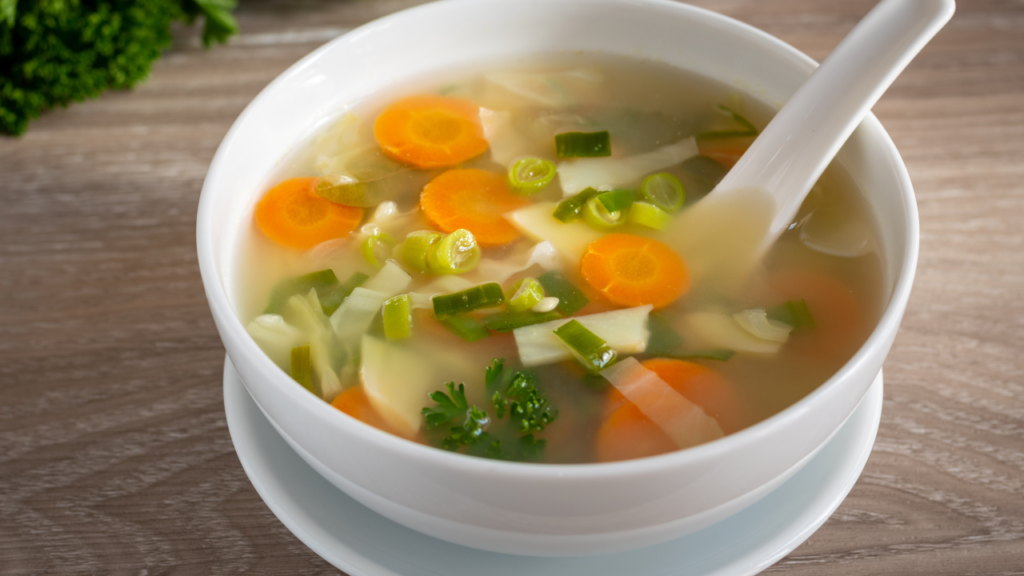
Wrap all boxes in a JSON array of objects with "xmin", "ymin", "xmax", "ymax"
[
  {"xmin": 374, "ymin": 95, "xmax": 488, "ymax": 169},
  {"xmin": 579, "ymin": 234, "xmax": 690, "ymax": 309},
  {"xmin": 595, "ymin": 402, "xmax": 676, "ymax": 462},
  {"xmin": 255, "ymin": 177, "xmax": 364, "ymax": 250},
  {"xmin": 331, "ymin": 386, "xmax": 407, "ymax": 437},
  {"xmin": 420, "ymin": 168, "xmax": 528, "ymax": 246},
  {"xmin": 696, "ymin": 136, "xmax": 754, "ymax": 169},
  {"xmin": 767, "ymin": 270, "xmax": 865, "ymax": 361}
]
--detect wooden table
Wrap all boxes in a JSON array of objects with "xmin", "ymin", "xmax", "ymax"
[{"xmin": 2, "ymin": 0, "xmax": 1022, "ymax": 573}]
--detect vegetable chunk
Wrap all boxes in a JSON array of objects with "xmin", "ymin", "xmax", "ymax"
[
  {"xmin": 580, "ymin": 234, "xmax": 690, "ymax": 309},
  {"xmin": 374, "ymin": 95, "xmax": 488, "ymax": 168},
  {"xmin": 255, "ymin": 177, "xmax": 364, "ymax": 249},
  {"xmin": 421, "ymin": 169, "xmax": 529, "ymax": 246}
]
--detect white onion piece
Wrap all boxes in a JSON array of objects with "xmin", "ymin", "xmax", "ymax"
[
  {"xmin": 557, "ymin": 137, "xmax": 699, "ymax": 196},
  {"xmin": 372, "ymin": 201, "xmax": 398, "ymax": 223},
  {"xmin": 799, "ymin": 204, "xmax": 873, "ymax": 257},
  {"xmin": 514, "ymin": 305, "xmax": 652, "ymax": 367},
  {"xmin": 683, "ymin": 311, "xmax": 782, "ymax": 354},
  {"xmin": 732, "ymin": 308, "xmax": 792, "ymax": 343},
  {"xmin": 532, "ymin": 297, "xmax": 560, "ymax": 313},
  {"xmin": 601, "ymin": 358, "xmax": 724, "ymax": 449}
]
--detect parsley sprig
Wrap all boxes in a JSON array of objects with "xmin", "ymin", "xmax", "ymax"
[{"xmin": 422, "ymin": 359, "xmax": 558, "ymax": 461}]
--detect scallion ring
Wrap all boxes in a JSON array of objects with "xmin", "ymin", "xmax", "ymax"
[
  {"xmin": 361, "ymin": 232, "xmax": 397, "ymax": 268},
  {"xmin": 427, "ymin": 229, "xmax": 481, "ymax": 275},
  {"xmin": 628, "ymin": 201, "xmax": 672, "ymax": 230},
  {"xmin": 401, "ymin": 230, "xmax": 444, "ymax": 273},
  {"xmin": 508, "ymin": 157, "xmax": 556, "ymax": 196},
  {"xmin": 582, "ymin": 196, "xmax": 626, "ymax": 231},
  {"xmin": 641, "ymin": 172, "xmax": 685, "ymax": 213}
]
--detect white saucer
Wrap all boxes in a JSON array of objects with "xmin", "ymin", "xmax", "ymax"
[{"xmin": 224, "ymin": 357, "xmax": 882, "ymax": 576}]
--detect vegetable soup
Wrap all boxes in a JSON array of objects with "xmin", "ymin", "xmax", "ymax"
[{"xmin": 236, "ymin": 54, "xmax": 883, "ymax": 464}]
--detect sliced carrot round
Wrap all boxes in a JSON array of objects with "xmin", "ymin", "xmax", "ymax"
[
  {"xmin": 595, "ymin": 403, "xmax": 675, "ymax": 462},
  {"xmin": 255, "ymin": 177, "xmax": 364, "ymax": 250},
  {"xmin": 579, "ymin": 234, "xmax": 690, "ymax": 309},
  {"xmin": 420, "ymin": 168, "xmax": 528, "ymax": 246},
  {"xmin": 767, "ymin": 270, "xmax": 865, "ymax": 361},
  {"xmin": 374, "ymin": 95, "xmax": 488, "ymax": 169},
  {"xmin": 331, "ymin": 386, "xmax": 406, "ymax": 437}
]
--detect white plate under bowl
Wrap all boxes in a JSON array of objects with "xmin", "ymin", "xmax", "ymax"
[{"xmin": 224, "ymin": 357, "xmax": 882, "ymax": 575}]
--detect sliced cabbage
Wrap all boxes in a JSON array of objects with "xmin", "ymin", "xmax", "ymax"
[
  {"xmin": 683, "ymin": 311, "xmax": 783, "ymax": 354},
  {"xmin": 558, "ymin": 137, "xmax": 699, "ymax": 196},
  {"xmin": 361, "ymin": 259, "xmax": 412, "ymax": 296},
  {"xmin": 314, "ymin": 112, "xmax": 366, "ymax": 175},
  {"xmin": 485, "ymin": 68, "xmax": 603, "ymax": 108},
  {"xmin": 601, "ymin": 358, "xmax": 724, "ymax": 449},
  {"xmin": 281, "ymin": 290, "xmax": 347, "ymax": 401},
  {"xmin": 467, "ymin": 240, "xmax": 564, "ymax": 285},
  {"xmin": 505, "ymin": 202, "xmax": 602, "ymax": 261},
  {"xmin": 246, "ymin": 314, "xmax": 305, "ymax": 370},
  {"xmin": 480, "ymin": 108, "xmax": 535, "ymax": 166},
  {"xmin": 513, "ymin": 305, "xmax": 652, "ymax": 367}
]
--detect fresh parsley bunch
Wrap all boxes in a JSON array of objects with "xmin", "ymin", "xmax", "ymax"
[
  {"xmin": 423, "ymin": 359, "xmax": 558, "ymax": 462},
  {"xmin": 1, "ymin": 0, "xmax": 238, "ymax": 135}
]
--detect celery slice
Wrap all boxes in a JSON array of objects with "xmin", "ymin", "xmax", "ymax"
[
  {"xmin": 264, "ymin": 269, "xmax": 338, "ymax": 315},
  {"xmin": 320, "ymin": 271, "xmax": 369, "ymax": 316},
  {"xmin": 401, "ymin": 230, "xmax": 444, "ymax": 273},
  {"xmin": 628, "ymin": 201, "xmax": 672, "ymax": 230},
  {"xmin": 508, "ymin": 157, "xmax": 556, "ymax": 196},
  {"xmin": 432, "ymin": 282, "xmax": 505, "ymax": 318},
  {"xmin": 427, "ymin": 229, "xmax": 481, "ymax": 275},
  {"xmin": 553, "ymin": 187, "xmax": 598, "ymax": 222},
  {"xmin": 361, "ymin": 232, "xmax": 396, "ymax": 269},
  {"xmin": 536, "ymin": 271, "xmax": 588, "ymax": 316},
  {"xmin": 382, "ymin": 295, "xmax": 412, "ymax": 340},
  {"xmin": 507, "ymin": 277, "xmax": 545, "ymax": 312},
  {"xmin": 583, "ymin": 196, "xmax": 626, "ymax": 231},
  {"xmin": 437, "ymin": 315, "xmax": 490, "ymax": 342},
  {"xmin": 767, "ymin": 299, "xmax": 816, "ymax": 329},
  {"xmin": 641, "ymin": 172, "xmax": 685, "ymax": 212},
  {"xmin": 484, "ymin": 310, "xmax": 562, "ymax": 332},
  {"xmin": 553, "ymin": 320, "xmax": 617, "ymax": 372},
  {"xmin": 555, "ymin": 131, "xmax": 611, "ymax": 158},
  {"xmin": 290, "ymin": 344, "xmax": 318, "ymax": 395}
]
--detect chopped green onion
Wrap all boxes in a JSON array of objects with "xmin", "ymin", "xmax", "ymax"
[
  {"xmin": 583, "ymin": 196, "xmax": 626, "ymax": 231},
  {"xmin": 553, "ymin": 320, "xmax": 617, "ymax": 373},
  {"xmin": 641, "ymin": 172, "xmax": 685, "ymax": 212},
  {"xmin": 597, "ymin": 190, "xmax": 636, "ymax": 213},
  {"xmin": 484, "ymin": 310, "xmax": 562, "ymax": 332},
  {"xmin": 290, "ymin": 344, "xmax": 318, "ymax": 394},
  {"xmin": 506, "ymin": 277, "xmax": 546, "ymax": 312},
  {"xmin": 553, "ymin": 187, "xmax": 599, "ymax": 223},
  {"xmin": 767, "ymin": 299, "xmax": 815, "ymax": 329},
  {"xmin": 361, "ymin": 232, "xmax": 397, "ymax": 269},
  {"xmin": 382, "ymin": 295, "xmax": 412, "ymax": 340},
  {"xmin": 437, "ymin": 314, "xmax": 490, "ymax": 342},
  {"xmin": 628, "ymin": 201, "xmax": 672, "ymax": 230},
  {"xmin": 666, "ymin": 349, "xmax": 736, "ymax": 362},
  {"xmin": 401, "ymin": 230, "xmax": 444, "ymax": 273},
  {"xmin": 320, "ymin": 271, "xmax": 370, "ymax": 316},
  {"xmin": 555, "ymin": 131, "xmax": 612, "ymax": 158},
  {"xmin": 536, "ymin": 271, "xmax": 589, "ymax": 316},
  {"xmin": 644, "ymin": 312, "xmax": 684, "ymax": 356},
  {"xmin": 695, "ymin": 105, "xmax": 759, "ymax": 141},
  {"xmin": 508, "ymin": 157, "xmax": 556, "ymax": 196},
  {"xmin": 427, "ymin": 229, "xmax": 481, "ymax": 275},
  {"xmin": 432, "ymin": 282, "xmax": 505, "ymax": 318},
  {"xmin": 264, "ymin": 269, "xmax": 338, "ymax": 315}
]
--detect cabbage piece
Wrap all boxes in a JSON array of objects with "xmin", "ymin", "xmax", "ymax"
[
  {"xmin": 601, "ymin": 357, "xmax": 724, "ymax": 449},
  {"xmin": 314, "ymin": 112, "xmax": 366, "ymax": 175},
  {"xmin": 246, "ymin": 314, "xmax": 305, "ymax": 370},
  {"xmin": 733, "ymin": 308, "xmax": 792, "ymax": 343},
  {"xmin": 505, "ymin": 202, "xmax": 602, "ymax": 262},
  {"xmin": 330, "ymin": 287, "xmax": 390, "ymax": 338},
  {"xmin": 361, "ymin": 259, "xmax": 412, "ymax": 296},
  {"xmin": 480, "ymin": 108, "xmax": 535, "ymax": 166},
  {"xmin": 513, "ymin": 305, "xmax": 652, "ymax": 367},
  {"xmin": 467, "ymin": 240, "xmax": 564, "ymax": 285},
  {"xmin": 558, "ymin": 137, "xmax": 699, "ymax": 196},
  {"xmin": 409, "ymin": 275, "xmax": 477, "ymax": 309},
  {"xmin": 485, "ymin": 68, "xmax": 603, "ymax": 108},
  {"xmin": 683, "ymin": 311, "xmax": 783, "ymax": 354},
  {"xmin": 282, "ymin": 290, "xmax": 347, "ymax": 401}
]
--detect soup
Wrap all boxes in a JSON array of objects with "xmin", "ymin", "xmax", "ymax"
[{"xmin": 237, "ymin": 54, "xmax": 882, "ymax": 464}]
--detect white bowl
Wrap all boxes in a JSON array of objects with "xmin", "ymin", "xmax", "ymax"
[{"xmin": 197, "ymin": 0, "xmax": 918, "ymax": 557}]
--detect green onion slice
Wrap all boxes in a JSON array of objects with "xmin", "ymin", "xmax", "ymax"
[
  {"xmin": 666, "ymin": 349, "xmax": 735, "ymax": 362},
  {"xmin": 382, "ymin": 295, "xmax": 412, "ymax": 340},
  {"xmin": 508, "ymin": 157, "xmax": 556, "ymax": 196},
  {"xmin": 432, "ymin": 282, "xmax": 505, "ymax": 318},
  {"xmin": 427, "ymin": 229, "xmax": 481, "ymax": 275},
  {"xmin": 320, "ymin": 271, "xmax": 370, "ymax": 316},
  {"xmin": 536, "ymin": 271, "xmax": 589, "ymax": 316},
  {"xmin": 483, "ymin": 310, "xmax": 562, "ymax": 332},
  {"xmin": 553, "ymin": 187, "xmax": 599, "ymax": 223},
  {"xmin": 506, "ymin": 277, "xmax": 545, "ymax": 312},
  {"xmin": 401, "ymin": 230, "xmax": 444, "ymax": 273},
  {"xmin": 695, "ymin": 104, "xmax": 759, "ymax": 141},
  {"xmin": 264, "ymin": 269, "xmax": 338, "ymax": 315},
  {"xmin": 641, "ymin": 172, "xmax": 685, "ymax": 212},
  {"xmin": 553, "ymin": 320, "xmax": 617, "ymax": 373},
  {"xmin": 767, "ymin": 299, "xmax": 815, "ymax": 329},
  {"xmin": 628, "ymin": 201, "xmax": 672, "ymax": 230},
  {"xmin": 361, "ymin": 232, "xmax": 396, "ymax": 269},
  {"xmin": 436, "ymin": 314, "xmax": 490, "ymax": 342},
  {"xmin": 555, "ymin": 131, "xmax": 612, "ymax": 158},
  {"xmin": 290, "ymin": 344, "xmax": 318, "ymax": 394},
  {"xmin": 597, "ymin": 190, "xmax": 636, "ymax": 213},
  {"xmin": 583, "ymin": 196, "xmax": 626, "ymax": 231}
]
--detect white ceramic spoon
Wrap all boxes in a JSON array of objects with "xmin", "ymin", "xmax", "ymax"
[{"xmin": 670, "ymin": 0, "xmax": 955, "ymax": 288}]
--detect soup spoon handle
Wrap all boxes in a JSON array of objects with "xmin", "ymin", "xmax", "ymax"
[{"xmin": 712, "ymin": 0, "xmax": 955, "ymax": 253}]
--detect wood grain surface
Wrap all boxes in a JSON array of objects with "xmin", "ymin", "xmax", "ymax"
[{"xmin": 2, "ymin": 0, "xmax": 1022, "ymax": 574}]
